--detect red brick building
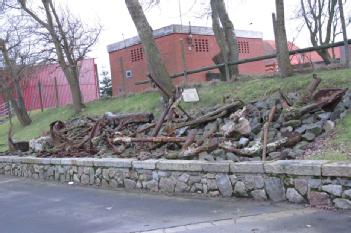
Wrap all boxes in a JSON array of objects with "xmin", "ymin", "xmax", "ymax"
[{"xmin": 107, "ymin": 24, "xmax": 266, "ymax": 96}]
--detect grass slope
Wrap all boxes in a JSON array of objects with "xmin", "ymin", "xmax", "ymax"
[
  {"xmin": 311, "ymin": 114, "xmax": 351, "ymax": 161},
  {"xmin": 1, "ymin": 68, "xmax": 351, "ymax": 156}
]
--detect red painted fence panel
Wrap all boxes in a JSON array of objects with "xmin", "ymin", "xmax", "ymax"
[{"xmin": 0, "ymin": 58, "xmax": 99, "ymax": 113}]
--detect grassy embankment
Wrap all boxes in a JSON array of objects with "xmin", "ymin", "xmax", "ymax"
[{"xmin": 1, "ymin": 68, "xmax": 351, "ymax": 159}]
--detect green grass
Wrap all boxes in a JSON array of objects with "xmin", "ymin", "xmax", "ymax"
[
  {"xmin": 311, "ymin": 114, "xmax": 351, "ymax": 161},
  {"xmin": 1, "ymin": 68, "xmax": 351, "ymax": 154}
]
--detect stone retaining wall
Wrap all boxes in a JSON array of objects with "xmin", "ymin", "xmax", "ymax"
[{"xmin": 1, "ymin": 157, "xmax": 351, "ymax": 209}]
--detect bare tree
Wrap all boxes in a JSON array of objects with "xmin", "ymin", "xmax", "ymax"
[
  {"xmin": 338, "ymin": 0, "xmax": 349, "ymax": 67},
  {"xmin": 125, "ymin": 0, "xmax": 175, "ymax": 99},
  {"xmin": 10, "ymin": 0, "xmax": 102, "ymax": 114},
  {"xmin": 274, "ymin": 0, "xmax": 293, "ymax": 77},
  {"xmin": 0, "ymin": 18, "xmax": 38, "ymax": 126},
  {"xmin": 210, "ymin": 0, "xmax": 239, "ymax": 81},
  {"xmin": 298, "ymin": 0, "xmax": 339, "ymax": 64}
]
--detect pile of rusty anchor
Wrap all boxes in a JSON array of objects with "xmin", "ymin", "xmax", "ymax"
[{"xmin": 33, "ymin": 75, "xmax": 349, "ymax": 161}]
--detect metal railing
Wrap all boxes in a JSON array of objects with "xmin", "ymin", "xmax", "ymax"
[{"xmin": 135, "ymin": 39, "xmax": 351, "ymax": 86}]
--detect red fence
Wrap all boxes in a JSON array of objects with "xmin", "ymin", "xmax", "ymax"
[{"xmin": 0, "ymin": 58, "xmax": 99, "ymax": 112}]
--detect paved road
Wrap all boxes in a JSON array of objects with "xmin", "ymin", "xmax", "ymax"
[{"xmin": 0, "ymin": 176, "xmax": 350, "ymax": 233}]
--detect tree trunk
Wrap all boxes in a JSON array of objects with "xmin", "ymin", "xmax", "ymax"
[
  {"xmin": 275, "ymin": 0, "xmax": 293, "ymax": 77},
  {"xmin": 125, "ymin": 0, "xmax": 175, "ymax": 99},
  {"xmin": 338, "ymin": 0, "xmax": 349, "ymax": 67},
  {"xmin": 63, "ymin": 66, "xmax": 84, "ymax": 113},
  {"xmin": 5, "ymin": 86, "xmax": 31, "ymax": 126},
  {"xmin": 211, "ymin": 0, "xmax": 239, "ymax": 81},
  {"xmin": 317, "ymin": 49, "xmax": 332, "ymax": 64},
  {"xmin": 0, "ymin": 39, "xmax": 31, "ymax": 126}
]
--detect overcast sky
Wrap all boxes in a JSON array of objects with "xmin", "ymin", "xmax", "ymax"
[{"xmin": 58, "ymin": 0, "xmax": 351, "ymax": 73}]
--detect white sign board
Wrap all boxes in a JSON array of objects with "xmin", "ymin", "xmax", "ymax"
[{"xmin": 182, "ymin": 88, "xmax": 199, "ymax": 102}]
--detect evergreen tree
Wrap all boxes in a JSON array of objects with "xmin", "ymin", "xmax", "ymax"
[{"xmin": 99, "ymin": 70, "xmax": 112, "ymax": 97}]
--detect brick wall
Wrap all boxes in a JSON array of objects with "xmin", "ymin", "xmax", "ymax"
[{"xmin": 109, "ymin": 34, "xmax": 266, "ymax": 96}]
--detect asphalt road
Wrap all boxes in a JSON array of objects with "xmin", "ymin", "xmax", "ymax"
[{"xmin": 0, "ymin": 175, "xmax": 350, "ymax": 233}]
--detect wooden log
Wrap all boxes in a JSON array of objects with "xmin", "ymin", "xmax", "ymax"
[
  {"xmin": 262, "ymin": 105, "xmax": 277, "ymax": 161},
  {"xmin": 179, "ymin": 138, "xmax": 219, "ymax": 158},
  {"xmin": 278, "ymin": 89, "xmax": 292, "ymax": 108},
  {"xmin": 104, "ymin": 112, "xmax": 154, "ymax": 129},
  {"xmin": 152, "ymin": 98, "xmax": 175, "ymax": 136},
  {"xmin": 181, "ymin": 130, "xmax": 197, "ymax": 150},
  {"xmin": 174, "ymin": 110, "xmax": 228, "ymax": 129},
  {"xmin": 113, "ymin": 136, "xmax": 187, "ymax": 144},
  {"xmin": 297, "ymin": 74, "xmax": 321, "ymax": 105},
  {"xmin": 172, "ymin": 100, "xmax": 244, "ymax": 129},
  {"xmin": 221, "ymin": 138, "xmax": 288, "ymax": 157},
  {"xmin": 130, "ymin": 123, "xmax": 156, "ymax": 137}
]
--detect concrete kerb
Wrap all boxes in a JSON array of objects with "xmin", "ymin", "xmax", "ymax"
[
  {"xmin": 0, "ymin": 156, "xmax": 14, "ymax": 163},
  {"xmin": 93, "ymin": 158, "xmax": 134, "ymax": 168},
  {"xmin": 322, "ymin": 162, "xmax": 351, "ymax": 177},
  {"xmin": 132, "ymin": 160, "xmax": 158, "ymax": 170},
  {"xmin": 264, "ymin": 160, "xmax": 328, "ymax": 176},
  {"xmin": 156, "ymin": 160, "xmax": 204, "ymax": 172},
  {"xmin": 230, "ymin": 161, "xmax": 265, "ymax": 174},
  {"xmin": 1, "ymin": 156, "xmax": 351, "ymax": 178}
]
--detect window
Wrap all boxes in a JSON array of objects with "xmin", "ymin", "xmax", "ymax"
[
  {"xmin": 130, "ymin": 47, "xmax": 143, "ymax": 62},
  {"xmin": 194, "ymin": 38, "xmax": 209, "ymax": 52},
  {"xmin": 238, "ymin": 41, "xmax": 250, "ymax": 54},
  {"xmin": 125, "ymin": 70, "xmax": 132, "ymax": 79}
]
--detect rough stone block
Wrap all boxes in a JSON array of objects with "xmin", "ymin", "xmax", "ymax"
[
  {"xmin": 132, "ymin": 160, "xmax": 157, "ymax": 170},
  {"xmin": 233, "ymin": 181, "xmax": 247, "ymax": 197},
  {"xmin": 243, "ymin": 175, "xmax": 264, "ymax": 190},
  {"xmin": 321, "ymin": 184, "xmax": 342, "ymax": 197},
  {"xmin": 322, "ymin": 162, "xmax": 351, "ymax": 177},
  {"xmin": 159, "ymin": 177, "xmax": 176, "ymax": 192},
  {"xmin": 143, "ymin": 180, "xmax": 159, "ymax": 192},
  {"xmin": 207, "ymin": 179, "xmax": 218, "ymax": 190},
  {"xmin": 264, "ymin": 160, "xmax": 326, "ymax": 176},
  {"xmin": 175, "ymin": 181, "xmax": 189, "ymax": 193},
  {"xmin": 93, "ymin": 158, "xmax": 134, "ymax": 168},
  {"xmin": 264, "ymin": 177, "xmax": 286, "ymax": 202},
  {"xmin": 157, "ymin": 160, "xmax": 204, "ymax": 172},
  {"xmin": 177, "ymin": 173, "xmax": 190, "ymax": 183},
  {"xmin": 308, "ymin": 178, "xmax": 321, "ymax": 189},
  {"xmin": 81, "ymin": 174, "xmax": 90, "ymax": 185},
  {"xmin": 215, "ymin": 174, "xmax": 233, "ymax": 197},
  {"xmin": 202, "ymin": 162, "xmax": 230, "ymax": 173},
  {"xmin": 251, "ymin": 189, "xmax": 267, "ymax": 201},
  {"xmin": 294, "ymin": 179, "xmax": 308, "ymax": 196},
  {"xmin": 230, "ymin": 161, "xmax": 264, "ymax": 174},
  {"xmin": 333, "ymin": 198, "xmax": 351, "ymax": 209},
  {"xmin": 124, "ymin": 179, "xmax": 137, "ymax": 189},
  {"xmin": 286, "ymin": 188, "xmax": 305, "ymax": 203},
  {"xmin": 308, "ymin": 191, "xmax": 331, "ymax": 207},
  {"xmin": 342, "ymin": 189, "xmax": 351, "ymax": 199}
]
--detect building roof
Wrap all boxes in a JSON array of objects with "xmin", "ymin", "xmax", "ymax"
[{"xmin": 107, "ymin": 24, "xmax": 263, "ymax": 53}]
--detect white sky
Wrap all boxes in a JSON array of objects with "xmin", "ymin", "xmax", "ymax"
[{"xmin": 58, "ymin": 0, "xmax": 351, "ymax": 73}]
